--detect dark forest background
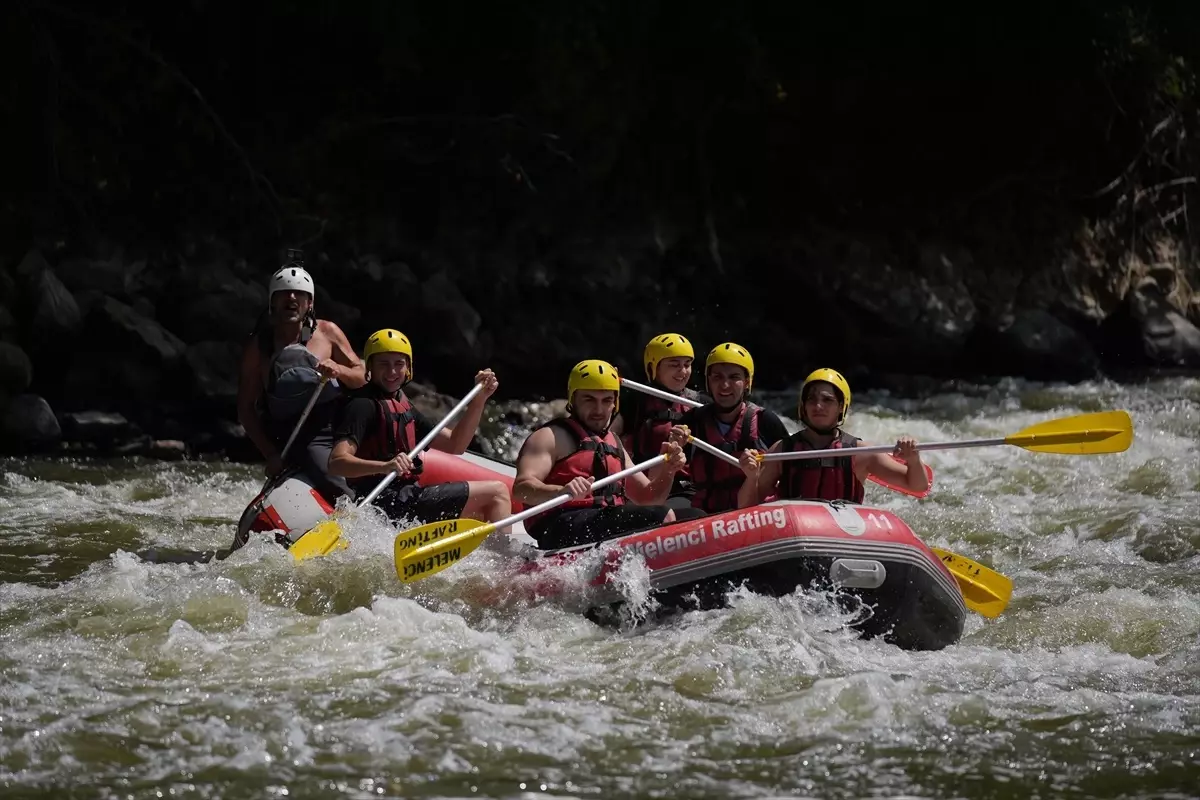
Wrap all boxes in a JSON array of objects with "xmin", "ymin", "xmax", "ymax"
[{"xmin": 1, "ymin": 0, "xmax": 1199, "ymax": 453}]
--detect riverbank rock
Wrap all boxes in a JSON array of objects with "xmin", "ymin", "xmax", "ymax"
[
  {"xmin": 968, "ymin": 309, "xmax": 1102, "ymax": 382},
  {"xmin": 0, "ymin": 303, "xmax": 16, "ymax": 339},
  {"xmin": 0, "ymin": 342, "xmax": 33, "ymax": 396},
  {"xmin": 185, "ymin": 341, "xmax": 242, "ymax": 416},
  {"xmin": 41, "ymin": 296, "xmax": 191, "ymax": 438},
  {"xmin": 21, "ymin": 256, "xmax": 83, "ymax": 347},
  {"xmin": 0, "ymin": 394, "xmax": 62, "ymax": 453},
  {"xmin": 1130, "ymin": 281, "xmax": 1200, "ymax": 367},
  {"xmin": 147, "ymin": 439, "xmax": 188, "ymax": 460},
  {"xmin": 58, "ymin": 411, "xmax": 144, "ymax": 451}
]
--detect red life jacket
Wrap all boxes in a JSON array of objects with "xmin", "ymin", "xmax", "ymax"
[
  {"xmin": 690, "ymin": 402, "xmax": 765, "ymax": 513},
  {"xmin": 525, "ymin": 417, "xmax": 628, "ymax": 534},
  {"xmin": 779, "ymin": 430, "xmax": 864, "ymax": 503},
  {"xmin": 355, "ymin": 390, "xmax": 422, "ymax": 487},
  {"xmin": 629, "ymin": 389, "xmax": 693, "ymax": 482}
]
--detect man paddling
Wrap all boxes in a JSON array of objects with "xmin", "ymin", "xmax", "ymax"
[
  {"xmin": 610, "ymin": 332, "xmax": 702, "ymax": 509},
  {"xmin": 513, "ymin": 359, "xmax": 688, "ymax": 550},
  {"xmin": 667, "ymin": 342, "xmax": 789, "ymax": 514},
  {"xmin": 327, "ymin": 329, "xmax": 511, "ymax": 527},
  {"xmin": 748, "ymin": 368, "xmax": 928, "ymax": 503},
  {"xmin": 236, "ymin": 254, "xmax": 366, "ymax": 505}
]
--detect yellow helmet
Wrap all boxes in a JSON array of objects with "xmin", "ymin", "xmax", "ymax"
[
  {"xmin": 364, "ymin": 329, "xmax": 414, "ymax": 379},
  {"xmin": 800, "ymin": 367, "xmax": 851, "ymax": 424},
  {"xmin": 705, "ymin": 342, "xmax": 754, "ymax": 394},
  {"xmin": 566, "ymin": 359, "xmax": 621, "ymax": 411},
  {"xmin": 643, "ymin": 333, "xmax": 695, "ymax": 381}
]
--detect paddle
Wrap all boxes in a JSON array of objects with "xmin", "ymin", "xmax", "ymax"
[
  {"xmin": 287, "ymin": 381, "xmax": 487, "ymax": 561},
  {"xmin": 930, "ymin": 547, "xmax": 1012, "ymax": 619},
  {"xmin": 621, "ymin": 377, "xmax": 703, "ymax": 408},
  {"xmin": 759, "ymin": 410, "xmax": 1134, "ymax": 461},
  {"xmin": 621, "ymin": 377, "xmax": 933, "ymax": 498},
  {"xmin": 393, "ymin": 453, "xmax": 672, "ymax": 583}
]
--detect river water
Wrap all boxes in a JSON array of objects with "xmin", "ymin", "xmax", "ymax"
[{"xmin": 2, "ymin": 377, "xmax": 1197, "ymax": 799}]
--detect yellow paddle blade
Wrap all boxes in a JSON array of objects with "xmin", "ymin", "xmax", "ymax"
[
  {"xmin": 393, "ymin": 517, "xmax": 488, "ymax": 557},
  {"xmin": 1006, "ymin": 410, "xmax": 1133, "ymax": 455},
  {"xmin": 932, "ymin": 547, "xmax": 1012, "ymax": 619},
  {"xmin": 289, "ymin": 520, "xmax": 348, "ymax": 562},
  {"xmin": 394, "ymin": 520, "xmax": 493, "ymax": 583}
]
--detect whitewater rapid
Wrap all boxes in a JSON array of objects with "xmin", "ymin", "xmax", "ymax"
[{"xmin": 2, "ymin": 376, "xmax": 1197, "ymax": 798}]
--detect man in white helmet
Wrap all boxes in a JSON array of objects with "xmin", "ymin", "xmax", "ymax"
[{"xmin": 236, "ymin": 254, "xmax": 366, "ymax": 503}]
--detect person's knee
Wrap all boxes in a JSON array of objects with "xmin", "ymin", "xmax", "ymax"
[{"xmin": 467, "ymin": 480, "xmax": 505, "ymax": 501}]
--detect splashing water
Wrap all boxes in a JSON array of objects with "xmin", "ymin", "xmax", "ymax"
[{"xmin": 2, "ymin": 377, "xmax": 1198, "ymax": 798}]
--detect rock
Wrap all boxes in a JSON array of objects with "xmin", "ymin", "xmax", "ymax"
[
  {"xmin": 0, "ymin": 342, "xmax": 33, "ymax": 395},
  {"xmin": 1055, "ymin": 231, "xmax": 1131, "ymax": 323},
  {"xmin": 14, "ymin": 250, "xmax": 84, "ymax": 342},
  {"xmin": 131, "ymin": 296, "xmax": 156, "ymax": 320},
  {"xmin": 112, "ymin": 435, "xmax": 153, "ymax": 456},
  {"xmin": 147, "ymin": 439, "xmax": 188, "ymax": 460},
  {"xmin": 405, "ymin": 380, "xmax": 457, "ymax": 421},
  {"xmin": 313, "ymin": 287, "xmax": 362, "ymax": 336},
  {"xmin": 0, "ymin": 262, "xmax": 15, "ymax": 303},
  {"xmin": 30, "ymin": 267, "xmax": 83, "ymax": 341},
  {"xmin": 169, "ymin": 290, "xmax": 262, "ymax": 345},
  {"xmin": 185, "ymin": 341, "xmax": 242, "ymax": 414},
  {"xmin": 0, "ymin": 394, "xmax": 61, "ymax": 453},
  {"xmin": 15, "ymin": 248, "xmax": 50, "ymax": 279},
  {"xmin": 333, "ymin": 254, "xmax": 387, "ymax": 299},
  {"xmin": 55, "ymin": 253, "xmax": 142, "ymax": 297},
  {"xmin": 188, "ymin": 419, "xmax": 258, "ymax": 461},
  {"xmin": 420, "ymin": 271, "xmax": 483, "ymax": 353},
  {"xmin": 91, "ymin": 296, "xmax": 186, "ymax": 364},
  {"xmin": 57, "ymin": 297, "xmax": 188, "ymax": 421},
  {"xmin": 58, "ymin": 410, "xmax": 143, "ymax": 449},
  {"xmin": 1130, "ymin": 282, "xmax": 1200, "ymax": 367},
  {"xmin": 0, "ymin": 303, "xmax": 15, "ymax": 338},
  {"xmin": 969, "ymin": 309, "xmax": 1101, "ymax": 382}
]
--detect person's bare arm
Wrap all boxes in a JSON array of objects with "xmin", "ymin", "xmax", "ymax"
[
  {"xmin": 513, "ymin": 427, "xmax": 576, "ymax": 505},
  {"xmin": 319, "ymin": 321, "xmax": 367, "ymax": 389},
  {"xmin": 754, "ymin": 439, "xmax": 785, "ymax": 502},
  {"xmin": 431, "ymin": 370, "xmax": 498, "ymax": 454},
  {"xmin": 623, "ymin": 442, "xmax": 684, "ymax": 505},
  {"xmin": 855, "ymin": 437, "xmax": 928, "ymax": 494}
]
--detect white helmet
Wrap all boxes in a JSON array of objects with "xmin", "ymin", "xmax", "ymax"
[{"xmin": 267, "ymin": 265, "xmax": 315, "ymax": 308}]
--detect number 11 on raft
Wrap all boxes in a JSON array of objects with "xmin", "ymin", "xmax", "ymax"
[{"xmin": 867, "ymin": 512, "xmax": 893, "ymax": 531}]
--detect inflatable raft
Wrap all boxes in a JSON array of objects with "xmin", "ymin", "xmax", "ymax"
[
  {"xmin": 236, "ymin": 449, "xmax": 965, "ymax": 649},
  {"xmin": 417, "ymin": 450, "xmax": 967, "ymax": 651}
]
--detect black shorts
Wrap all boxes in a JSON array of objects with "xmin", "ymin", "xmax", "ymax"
[
  {"xmin": 530, "ymin": 505, "xmax": 672, "ymax": 551},
  {"xmin": 374, "ymin": 481, "xmax": 470, "ymax": 526}
]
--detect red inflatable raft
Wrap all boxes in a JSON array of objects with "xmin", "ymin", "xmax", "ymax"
[{"xmin": 417, "ymin": 450, "xmax": 966, "ymax": 651}]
